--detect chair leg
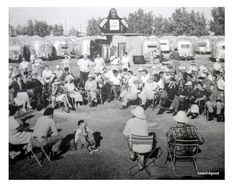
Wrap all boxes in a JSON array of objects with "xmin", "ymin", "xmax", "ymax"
[
  {"xmin": 41, "ymin": 147, "xmax": 51, "ymax": 162},
  {"xmin": 31, "ymin": 150, "xmax": 42, "ymax": 167},
  {"xmin": 193, "ymin": 159, "xmax": 198, "ymax": 174}
]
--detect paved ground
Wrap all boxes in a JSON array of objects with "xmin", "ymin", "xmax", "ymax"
[{"xmin": 9, "ymin": 54, "xmax": 225, "ymax": 179}]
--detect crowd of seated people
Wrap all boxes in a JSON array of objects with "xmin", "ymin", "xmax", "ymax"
[{"xmin": 9, "ymin": 54, "xmax": 225, "ymax": 122}]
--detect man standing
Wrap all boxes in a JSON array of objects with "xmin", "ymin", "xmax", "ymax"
[
  {"xmin": 77, "ymin": 54, "xmax": 91, "ymax": 87},
  {"xmin": 169, "ymin": 48, "xmax": 180, "ymax": 74},
  {"xmin": 94, "ymin": 54, "xmax": 105, "ymax": 73},
  {"xmin": 121, "ymin": 52, "xmax": 131, "ymax": 70},
  {"xmin": 31, "ymin": 108, "xmax": 63, "ymax": 160},
  {"xmin": 19, "ymin": 57, "xmax": 29, "ymax": 75}
]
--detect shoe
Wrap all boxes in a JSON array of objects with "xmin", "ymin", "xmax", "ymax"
[
  {"xmin": 166, "ymin": 109, "xmax": 173, "ymax": 113},
  {"xmin": 157, "ymin": 108, "xmax": 164, "ymax": 115},
  {"xmin": 208, "ymin": 113, "xmax": 213, "ymax": 121},
  {"xmin": 120, "ymin": 105, "xmax": 127, "ymax": 109},
  {"xmin": 172, "ymin": 112, "xmax": 177, "ymax": 116},
  {"xmin": 89, "ymin": 150, "xmax": 94, "ymax": 154},
  {"xmin": 93, "ymin": 148, "xmax": 99, "ymax": 152}
]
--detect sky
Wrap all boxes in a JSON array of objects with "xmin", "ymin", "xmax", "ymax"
[{"xmin": 9, "ymin": 7, "xmax": 213, "ymax": 33}]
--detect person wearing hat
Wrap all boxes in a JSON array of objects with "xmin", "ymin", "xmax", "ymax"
[
  {"xmin": 42, "ymin": 65, "xmax": 52, "ymax": 85},
  {"xmin": 64, "ymin": 77, "xmax": 83, "ymax": 109},
  {"xmin": 157, "ymin": 71, "xmax": 178, "ymax": 114},
  {"xmin": 169, "ymin": 48, "xmax": 180, "ymax": 74},
  {"xmin": 120, "ymin": 75, "xmax": 139, "ymax": 109},
  {"xmin": 62, "ymin": 54, "xmax": 71, "ymax": 70},
  {"xmin": 108, "ymin": 70, "xmax": 121, "ymax": 101},
  {"xmin": 9, "ymin": 105, "xmax": 33, "ymax": 145},
  {"xmin": 85, "ymin": 74, "xmax": 98, "ymax": 107},
  {"xmin": 31, "ymin": 107, "xmax": 63, "ymax": 160},
  {"xmin": 213, "ymin": 58, "xmax": 222, "ymax": 76},
  {"xmin": 54, "ymin": 65, "xmax": 63, "ymax": 80},
  {"xmin": 166, "ymin": 111, "xmax": 204, "ymax": 149},
  {"xmin": 206, "ymin": 74, "xmax": 225, "ymax": 122},
  {"xmin": 123, "ymin": 106, "xmax": 155, "ymax": 169},
  {"xmin": 138, "ymin": 75, "xmax": 159, "ymax": 108}
]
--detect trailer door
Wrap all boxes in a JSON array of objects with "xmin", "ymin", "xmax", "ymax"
[{"xmin": 118, "ymin": 42, "xmax": 127, "ymax": 58}]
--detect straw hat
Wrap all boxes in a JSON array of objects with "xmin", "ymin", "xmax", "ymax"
[
  {"xmin": 131, "ymin": 106, "xmax": 146, "ymax": 119},
  {"xmin": 88, "ymin": 74, "xmax": 95, "ymax": 78},
  {"xmin": 185, "ymin": 81, "xmax": 193, "ymax": 86},
  {"xmin": 173, "ymin": 111, "xmax": 189, "ymax": 123},
  {"xmin": 217, "ymin": 79, "xmax": 225, "ymax": 90}
]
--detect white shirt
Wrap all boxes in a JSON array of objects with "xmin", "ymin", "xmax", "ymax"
[
  {"xmin": 157, "ymin": 78, "xmax": 164, "ymax": 89},
  {"xmin": 121, "ymin": 56, "xmax": 130, "ymax": 68},
  {"xmin": 9, "ymin": 116, "xmax": 32, "ymax": 145},
  {"xmin": 141, "ymin": 74, "xmax": 150, "ymax": 84},
  {"xmin": 77, "ymin": 59, "xmax": 90, "ymax": 72},
  {"xmin": 94, "ymin": 57, "xmax": 105, "ymax": 68},
  {"xmin": 110, "ymin": 75, "xmax": 121, "ymax": 85},
  {"xmin": 213, "ymin": 62, "xmax": 222, "ymax": 71},
  {"xmin": 42, "ymin": 69, "xmax": 52, "ymax": 83},
  {"xmin": 19, "ymin": 61, "xmax": 29, "ymax": 70}
]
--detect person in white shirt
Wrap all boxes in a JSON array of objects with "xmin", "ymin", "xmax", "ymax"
[
  {"xmin": 62, "ymin": 55, "xmax": 71, "ymax": 70},
  {"xmin": 42, "ymin": 65, "xmax": 52, "ymax": 85},
  {"xmin": 213, "ymin": 58, "xmax": 222, "ymax": 75},
  {"xmin": 9, "ymin": 105, "xmax": 32, "ymax": 145},
  {"xmin": 140, "ymin": 69, "xmax": 150, "ymax": 85},
  {"xmin": 19, "ymin": 58, "xmax": 29, "ymax": 75},
  {"xmin": 31, "ymin": 108, "xmax": 63, "ymax": 160},
  {"xmin": 109, "ymin": 70, "xmax": 121, "ymax": 100},
  {"xmin": 121, "ymin": 52, "xmax": 131, "ymax": 69},
  {"xmin": 77, "ymin": 54, "xmax": 91, "ymax": 87},
  {"xmin": 54, "ymin": 65, "xmax": 63, "ymax": 80},
  {"xmin": 94, "ymin": 54, "xmax": 105, "ymax": 73},
  {"xmin": 138, "ymin": 75, "xmax": 158, "ymax": 108},
  {"xmin": 120, "ymin": 74, "xmax": 139, "ymax": 108}
]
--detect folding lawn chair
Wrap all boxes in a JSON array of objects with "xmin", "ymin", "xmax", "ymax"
[
  {"xmin": 28, "ymin": 139, "xmax": 51, "ymax": 167},
  {"xmin": 128, "ymin": 134, "xmax": 162, "ymax": 177},
  {"xmin": 165, "ymin": 125, "xmax": 200, "ymax": 176}
]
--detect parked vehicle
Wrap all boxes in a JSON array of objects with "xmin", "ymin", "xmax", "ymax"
[
  {"xmin": 45, "ymin": 36, "xmax": 70, "ymax": 57},
  {"xmin": 211, "ymin": 37, "xmax": 225, "ymax": 61},
  {"xmin": 196, "ymin": 37, "xmax": 212, "ymax": 54},
  {"xmin": 172, "ymin": 36, "xmax": 195, "ymax": 60},
  {"xmin": 77, "ymin": 36, "xmax": 110, "ymax": 62},
  {"xmin": 159, "ymin": 37, "xmax": 174, "ymax": 53},
  {"xmin": 9, "ymin": 37, "xmax": 23, "ymax": 62}
]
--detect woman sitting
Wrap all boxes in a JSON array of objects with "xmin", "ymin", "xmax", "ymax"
[
  {"xmin": 64, "ymin": 76, "xmax": 83, "ymax": 109},
  {"xmin": 85, "ymin": 74, "xmax": 98, "ymax": 107}
]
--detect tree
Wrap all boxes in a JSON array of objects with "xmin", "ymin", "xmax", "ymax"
[
  {"xmin": 26, "ymin": 19, "xmax": 34, "ymax": 36},
  {"xmin": 127, "ymin": 9, "xmax": 155, "ymax": 34},
  {"xmin": 68, "ymin": 27, "xmax": 80, "ymax": 36},
  {"xmin": 209, "ymin": 7, "xmax": 225, "ymax": 35},
  {"xmin": 86, "ymin": 17, "xmax": 102, "ymax": 36},
  {"xmin": 9, "ymin": 24, "xmax": 16, "ymax": 36},
  {"xmin": 52, "ymin": 24, "xmax": 64, "ymax": 36},
  {"xmin": 34, "ymin": 20, "xmax": 50, "ymax": 37}
]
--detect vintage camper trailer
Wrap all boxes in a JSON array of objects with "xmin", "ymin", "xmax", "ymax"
[
  {"xmin": 172, "ymin": 36, "xmax": 195, "ymax": 60},
  {"xmin": 211, "ymin": 37, "xmax": 225, "ymax": 61},
  {"xmin": 110, "ymin": 35, "xmax": 161, "ymax": 64},
  {"xmin": 9, "ymin": 37, "xmax": 23, "ymax": 62},
  {"xmin": 196, "ymin": 37, "xmax": 212, "ymax": 54},
  {"xmin": 77, "ymin": 36, "xmax": 110, "ymax": 62},
  {"xmin": 45, "ymin": 36, "xmax": 70, "ymax": 57},
  {"xmin": 67, "ymin": 36, "xmax": 80, "ymax": 56},
  {"xmin": 159, "ymin": 37, "xmax": 173, "ymax": 53}
]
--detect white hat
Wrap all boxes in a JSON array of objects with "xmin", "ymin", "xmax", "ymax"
[
  {"xmin": 88, "ymin": 74, "xmax": 95, "ymax": 78},
  {"xmin": 131, "ymin": 106, "xmax": 146, "ymax": 119},
  {"xmin": 198, "ymin": 73, "xmax": 207, "ymax": 78},
  {"xmin": 185, "ymin": 81, "xmax": 193, "ymax": 86},
  {"xmin": 217, "ymin": 79, "xmax": 225, "ymax": 90},
  {"xmin": 173, "ymin": 111, "xmax": 189, "ymax": 123},
  {"xmin": 138, "ymin": 67, "xmax": 143, "ymax": 72},
  {"xmin": 56, "ymin": 65, "xmax": 60, "ymax": 69}
]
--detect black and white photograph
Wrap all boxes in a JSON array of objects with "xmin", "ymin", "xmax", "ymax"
[{"xmin": 8, "ymin": 4, "xmax": 225, "ymax": 180}]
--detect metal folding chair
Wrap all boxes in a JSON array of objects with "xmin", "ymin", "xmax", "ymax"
[
  {"xmin": 28, "ymin": 140, "xmax": 51, "ymax": 167},
  {"xmin": 165, "ymin": 138, "xmax": 200, "ymax": 176},
  {"xmin": 129, "ymin": 134, "xmax": 162, "ymax": 177}
]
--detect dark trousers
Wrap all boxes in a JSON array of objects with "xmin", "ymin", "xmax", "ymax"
[{"xmin": 79, "ymin": 71, "xmax": 89, "ymax": 87}]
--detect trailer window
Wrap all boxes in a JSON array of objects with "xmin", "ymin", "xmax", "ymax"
[
  {"xmin": 61, "ymin": 45, "xmax": 68, "ymax": 49},
  {"xmin": 181, "ymin": 44, "xmax": 190, "ymax": 48},
  {"xmin": 197, "ymin": 42, "xmax": 206, "ymax": 47},
  {"xmin": 160, "ymin": 43, "xmax": 167, "ymax": 45},
  {"xmin": 9, "ymin": 45, "xmax": 21, "ymax": 51},
  {"xmin": 147, "ymin": 45, "xmax": 157, "ymax": 48}
]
